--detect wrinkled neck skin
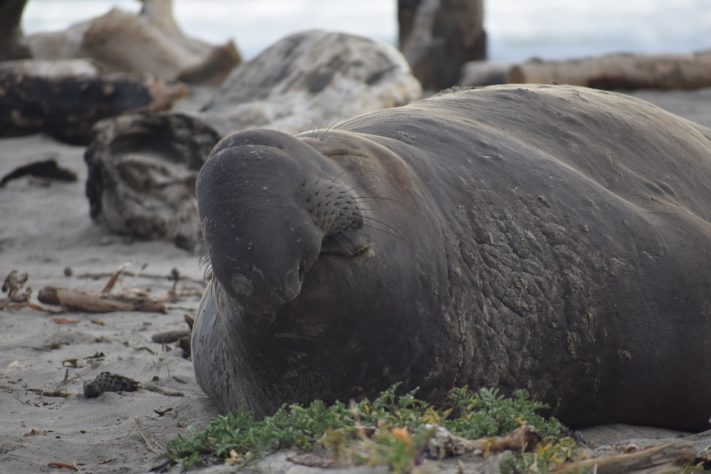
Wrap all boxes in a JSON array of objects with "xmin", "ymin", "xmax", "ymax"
[{"xmin": 194, "ymin": 129, "xmax": 457, "ymax": 415}]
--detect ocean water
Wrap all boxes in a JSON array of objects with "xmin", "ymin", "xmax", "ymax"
[{"xmin": 22, "ymin": 0, "xmax": 711, "ymax": 61}]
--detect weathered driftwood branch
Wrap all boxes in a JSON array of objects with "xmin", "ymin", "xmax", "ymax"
[
  {"xmin": 0, "ymin": 59, "xmax": 99, "ymax": 77},
  {"xmin": 151, "ymin": 329, "xmax": 191, "ymax": 344},
  {"xmin": 508, "ymin": 51, "xmax": 711, "ymax": 90},
  {"xmin": 0, "ymin": 71, "xmax": 187, "ymax": 144},
  {"xmin": 37, "ymin": 287, "xmax": 166, "ymax": 313},
  {"xmin": 27, "ymin": 0, "xmax": 240, "ymax": 85},
  {"xmin": 83, "ymin": 30, "xmax": 421, "ymax": 248},
  {"xmin": 428, "ymin": 425, "xmax": 541, "ymax": 459},
  {"xmin": 555, "ymin": 441, "xmax": 696, "ymax": 473}
]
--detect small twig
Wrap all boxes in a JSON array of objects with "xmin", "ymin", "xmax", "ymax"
[
  {"xmin": 170, "ymin": 268, "xmax": 180, "ymax": 292},
  {"xmin": 133, "ymin": 345, "xmax": 156, "ymax": 355},
  {"xmin": 47, "ymin": 461, "xmax": 78, "ymax": 471},
  {"xmin": 27, "ymin": 388, "xmax": 71, "ymax": 398},
  {"xmin": 1, "ymin": 301, "xmax": 64, "ymax": 313},
  {"xmin": 134, "ymin": 418, "xmax": 165, "ymax": 455},
  {"xmin": 77, "ymin": 270, "xmax": 206, "ymax": 286},
  {"xmin": 51, "ymin": 317, "xmax": 79, "ymax": 324},
  {"xmin": 2, "ymin": 270, "xmax": 31, "ymax": 303},
  {"xmin": 142, "ymin": 384, "xmax": 184, "ymax": 397},
  {"xmin": 428, "ymin": 425, "xmax": 541, "ymax": 459},
  {"xmin": 154, "ymin": 407, "xmax": 173, "ymax": 417},
  {"xmin": 151, "ymin": 330, "xmax": 191, "ymax": 344},
  {"xmin": 101, "ymin": 263, "xmax": 131, "ymax": 294},
  {"xmin": 38, "ymin": 286, "xmax": 166, "ymax": 313},
  {"xmin": 161, "ymin": 288, "xmax": 205, "ymax": 303},
  {"xmin": 165, "ymin": 305, "xmax": 199, "ymax": 312},
  {"xmin": 184, "ymin": 314, "xmax": 195, "ymax": 331}
]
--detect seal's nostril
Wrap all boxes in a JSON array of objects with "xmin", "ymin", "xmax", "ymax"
[{"xmin": 298, "ymin": 260, "xmax": 305, "ymax": 280}]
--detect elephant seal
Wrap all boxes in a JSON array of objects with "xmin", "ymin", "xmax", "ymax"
[{"xmin": 192, "ymin": 84, "xmax": 711, "ymax": 431}]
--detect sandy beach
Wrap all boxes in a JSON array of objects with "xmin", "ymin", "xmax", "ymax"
[{"xmin": 1, "ymin": 87, "xmax": 711, "ymax": 473}]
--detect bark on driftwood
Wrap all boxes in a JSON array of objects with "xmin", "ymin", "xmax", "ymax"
[
  {"xmin": 555, "ymin": 441, "xmax": 696, "ymax": 473},
  {"xmin": 0, "ymin": 71, "xmax": 187, "ymax": 144},
  {"xmin": 37, "ymin": 287, "xmax": 166, "ymax": 313},
  {"xmin": 508, "ymin": 51, "xmax": 711, "ymax": 90},
  {"xmin": 428, "ymin": 425, "xmax": 541, "ymax": 458},
  {"xmin": 0, "ymin": 0, "xmax": 31, "ymax": 61},
  {"xmin": 84, "ymin": 30, "xmax": 422, "ymax": 248},
  {"xmin": 84, "ymin": 112, "xmax": 220, "ymax": 248},
  {"xmin": 399, "ymin": 0, "xmax": 486, "ymax": 90},
  {"xmin": 26, "ymin": 0, "xmax": 240, "ymax": 85},
  {"xmin": 0, "ymin": 59, "xmax": 99, "ymax": 77}
]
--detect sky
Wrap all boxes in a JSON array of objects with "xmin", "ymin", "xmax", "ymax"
[{"xmin": 22, "ymin": 0, "xmax": 711, "ymax": 61}]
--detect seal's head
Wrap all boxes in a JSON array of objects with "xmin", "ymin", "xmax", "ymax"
[
  {"xmin": 194, "ymin": 126, "xmax": 453, "ymax": 416},
  {"xmin": 196, "ymin": 129, "xmax": 363, "ymax": 315}
]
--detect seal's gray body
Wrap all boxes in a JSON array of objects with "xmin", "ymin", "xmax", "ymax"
[{"xmin": 193, "ymin": 85, "xmax": 711, "ymax": 431}]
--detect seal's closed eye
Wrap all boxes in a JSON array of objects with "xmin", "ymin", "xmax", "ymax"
[{"xmin": 320, "ymin": 231, "xmax": 371, "ymax": 257}]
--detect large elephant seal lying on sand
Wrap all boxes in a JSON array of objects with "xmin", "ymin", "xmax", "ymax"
[{"xmin": 192, "ymin": 84, "xmax": 711, "ymax": 431}]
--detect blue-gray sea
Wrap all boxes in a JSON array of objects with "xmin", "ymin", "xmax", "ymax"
[{"xmin": 23, "ymin": 0, "xmax": 711, "ymax": 61}]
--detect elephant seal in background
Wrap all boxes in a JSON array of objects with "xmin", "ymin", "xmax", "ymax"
[{"xmin": 192, "ymin": 84, "xmax": 711, "ymax": 431}]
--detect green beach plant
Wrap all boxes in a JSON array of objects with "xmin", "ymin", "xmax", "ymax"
[{"xmin": 166, "ymin": 384, "xmax": 570, "ymax": 471}]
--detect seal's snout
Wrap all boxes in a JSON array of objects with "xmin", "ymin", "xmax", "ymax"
[{"xmin": 196, "ymin": 129, "xmax": 328, "ymax": 314}]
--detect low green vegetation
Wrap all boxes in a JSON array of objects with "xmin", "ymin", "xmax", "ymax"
[{"xmin": 166, "ymin": 385, "xmax": 575, "ymax": 472}]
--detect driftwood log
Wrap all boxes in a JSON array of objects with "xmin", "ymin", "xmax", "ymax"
[
  {"xmin": 399, "ymin": 0, "xmax": 486, "ymax": 90},
  {"xmin": 84, "ymin": 112, "xmax": 220, "ymax": 248},
  {"xmin": 0, "ymin": 59, "xmax": 99, "ymax": 77},
  {"xmin": 84, "ymin": 30, "xmax": 422, "ymax": 248},
  {"xmin": 26, "ymin": 0, "xmax": 240, "ymax": 85},
  {"xmin": 427, "ymin": 425, "xmax": 541, "ymax": 458},
  {"xmin": 37, "ymin": 286, "xmax": 166, "ymax": 313},
  {"xmin": 555, "ymin": 441, "xmax": 697, "ymax": 473},
  {"xmin": 0, "ymin": 0, "xmax": 31, "ymax": 61},
  {"xmin": 0, "ymin": 70, "xmax": 187, "ymax": 144},
  {"xmin": 459, "ymin": 60, "xmax": 510, "ymax": 87},
  {"xmin": 508, "ymin": 51, "xmax": 711, "ymax": 90}
]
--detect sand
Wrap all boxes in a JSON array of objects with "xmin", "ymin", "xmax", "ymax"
[{"xmin": 1, "ymin": 88, "xmax": 711, "ymax": 473}]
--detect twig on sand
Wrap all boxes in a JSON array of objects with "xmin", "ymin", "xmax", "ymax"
[
  {"xmin": 184, "ymin": 313, "xmax": 195, "ymax": 330},
  {"xmin": 2, "ymin": 300, "xmax": 64, "ymax": 313},
  {"xmin": 27, "ymin": 388, "xmax": 71, "ymax": 398},
  {"xmin": 151, "ymin": 329, "xmax": 191, "ymax": 344},
  {"xmin": 142, "ymin": 384, "xmax": 184, "ymax": 397},
  {"xmin": 77, "ymin": 269, "xmax": 206, "ymax": 286},
  {"xmin": 428, "ymin": 425, "xmax": 542, "ymax": 458},
  {"xmin": 101, "ymin": 262, "xmax": 131, "ymax": 294},
  {"xmin": 2, "ymin": 268, "xmax": 201, "ymax": 314},
  {"xmin": 38, "ymin": 286, "xmax": 166, "ymax": 313},
  {"xmin": 0, "ymin": 270, "xmax": 62, "ymax": 312},
  {"xmin": 47, "ymin": 461, "xmax": 78, "ymax": 471},
  {"xmin": 2, "ymin": 270, "xmax": 31, "ymax": 303},
  {"xmin": 135, "ymin": 418, "xmax": 166, "ymax": 455}
]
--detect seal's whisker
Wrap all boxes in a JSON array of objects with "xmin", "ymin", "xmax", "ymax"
[
  {"xmin": 337, "ymin": 182, "xmax": 381, "ymax": 197},
  {"xmin": 198, "ymin": 249, "xmax": 215, "ymax": 282},
  {"xmin": 361, "ymin": 221, "xmax": 403, "ymax": 240},
  {"xmin": 324, "ymin": 169, "xmax": 348, "ymax": 187},
  {"xmin": 351, "ymin": 196, "xmax": 403, "ymax": 204},
  {"xmin": 319, "ymin": 118, "xmax": 346, "ymax": 140},
  {"xmin": 362, "ymin": 215, "xmax": 402, "ymax": 236}
]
